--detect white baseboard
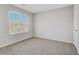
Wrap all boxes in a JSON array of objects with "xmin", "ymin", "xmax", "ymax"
[
  {"xmin": 0, "ymin": 36, "xmax": 33, "ymax": 48},
  {"xmin": 0, "ymin": 35, "xmax": 73, "ymax": 48},
  {"xmin": 34, "ymin": 35, "xmax": 73, "ymax": 44}
]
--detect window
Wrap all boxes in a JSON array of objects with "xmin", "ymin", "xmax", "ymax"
[{"xmin": 9, "ymin": 11, "xmax": 29, "ymax": 34}]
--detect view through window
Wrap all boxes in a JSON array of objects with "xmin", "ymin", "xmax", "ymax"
[{"xmin": 9, "ymin": 11, "xmax": 29, "ymax": 34}]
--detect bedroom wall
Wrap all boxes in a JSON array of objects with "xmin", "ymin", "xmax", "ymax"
[
  {"xmin": 0, "ymin": 4, "xmax": 33, "ymax": 47},
  {"xmin": 34, "ymin": 6, "xmax": 73, "ymax": 43}
]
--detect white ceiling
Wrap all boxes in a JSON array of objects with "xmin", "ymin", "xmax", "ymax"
[{"xmin": 12, "ymin": 4, "xmax": 72, "ymax": 13}]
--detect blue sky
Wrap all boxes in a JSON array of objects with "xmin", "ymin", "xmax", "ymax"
[{"xmin": 10, "ymin": 12, "xmax": 29, "ymax": 24}]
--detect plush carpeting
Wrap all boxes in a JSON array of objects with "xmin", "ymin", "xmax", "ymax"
[{"xmin": 0, "ymin": 37, "xmax": 78, "ymax": 55}]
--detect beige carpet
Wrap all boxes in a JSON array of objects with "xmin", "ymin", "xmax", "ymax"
[{"xmin": 0, "ymin": 37, "xmax": 78, "ymax": 55}]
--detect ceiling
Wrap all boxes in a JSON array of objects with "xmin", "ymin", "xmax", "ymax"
[{"xmin": 12, "ymin": 4, "xmax": 72, "ymax": 13}]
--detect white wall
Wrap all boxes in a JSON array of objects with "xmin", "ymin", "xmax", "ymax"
[
  {"xmin": 73, "ymin": 5, "xmax": 79, "ymax": 54},
  {"xmin": 0, "ymin": 5, "xmax": 33, "ymax": 47},
  {"xmin": 34, "ymin": 6, "xmax": 73, "ymax": 43}
]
